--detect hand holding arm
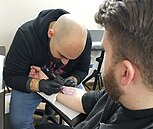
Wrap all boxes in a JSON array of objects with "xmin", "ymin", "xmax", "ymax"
[
  {"xmin": 28, "ymin": 65, "xmax": 48, "ymax": 80},
  {"xmin": 27, "ymin": 65, "xmax": 63, "ymax": 95}
]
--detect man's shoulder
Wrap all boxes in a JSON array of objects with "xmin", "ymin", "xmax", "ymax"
[{"xmin": 18, "ymin": 20, "xmax": 34, "ymax": 32}]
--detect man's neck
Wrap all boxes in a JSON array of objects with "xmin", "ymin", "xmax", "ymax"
[{"xmin": 120, "ymin": 89, "xmax": 153, "ymax": 110}]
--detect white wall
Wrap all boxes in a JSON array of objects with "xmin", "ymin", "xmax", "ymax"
[{"xmin": 0, "ymin": 0, "xmax": 103, "ymax": 53}]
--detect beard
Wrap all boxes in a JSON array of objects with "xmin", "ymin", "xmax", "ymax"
[{"xmin": 103, "ymin": 67, "xmax": 124, "ymax": 101}]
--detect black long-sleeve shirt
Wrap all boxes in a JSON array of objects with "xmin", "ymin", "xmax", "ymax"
[
  {"xmin": 3, "ymin": 9, "xmax": 92, "ymax": 92},
  {"xmin": 75, "ymin": 90, "xmax": 153, "ymax": 129}
]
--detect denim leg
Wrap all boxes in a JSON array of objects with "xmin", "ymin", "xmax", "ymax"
[{"xmin": 9, "ymin": 90, "xmax": 42, "ymax": 129}]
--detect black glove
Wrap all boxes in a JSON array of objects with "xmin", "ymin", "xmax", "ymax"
[
  {"xmin": 63, "ymin": 77, "xmax": 77, "ymax": 87},
  {"xmin": 41, "ymin": 65, "xmax": 65, "ymax": 85},
  {"xmin": 53, "ymin": 74, "xmax": 65, "ymax": 85},
  {"xmin": 39, "ymin": 79, "xmax": 62, "ymax": 95}
]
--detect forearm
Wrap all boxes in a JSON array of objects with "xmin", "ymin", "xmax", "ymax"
[{"xmin": 56, "ymin": 87, "xmax": 86, "ymax": 113}]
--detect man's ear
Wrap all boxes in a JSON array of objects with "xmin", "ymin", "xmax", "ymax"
[
  {"xmin": 48, "ymin": 29, "xmax": 54, "ymax": 38},
  {"xmin": 121, "ymin": 60, "xmax": 135, "ymax": 87}
]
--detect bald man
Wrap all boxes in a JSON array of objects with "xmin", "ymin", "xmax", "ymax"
[{"xmin": 3, "ymin": 9, "xmax": 92, "ymax": 129}]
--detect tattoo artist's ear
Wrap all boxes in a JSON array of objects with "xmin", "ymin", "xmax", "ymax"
[
  {"xmin": 121, "ymin": 60, "xmax": 135, "ymax": 87},
  {"xmin": 48, "ymin": 29, "xmax": 54, "ymax": 38}
]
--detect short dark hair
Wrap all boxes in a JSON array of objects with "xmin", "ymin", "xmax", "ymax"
[{"xmin": 95, "ymin": 0, "xmax": 153, "ymax": 89}]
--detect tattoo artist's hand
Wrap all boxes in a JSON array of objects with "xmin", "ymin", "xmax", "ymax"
[
  {"xmin": 39, "ymin": 79, "xmax": 62, "ymax": 95},
  {"xmin": 63, "ymin": 77, "xmax": 77, "ymax": 87},
  {"xmin": 28, "ymin": 65, "xmax": 48, "ymax": 80},
  {"xmin": 28, "ymin": 66, "xmax": 65, "ymax": 94}
]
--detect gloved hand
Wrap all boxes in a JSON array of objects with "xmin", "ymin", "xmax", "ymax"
[
  {"xmin": 41, "ymin": 65, "xmax": 65, "ymax": 85},
  {"xmin": 53, "ymin": 74, "xmax": 65, "ymax": 85},
  {"xmin": 63, "ymin": 77, "xmax": 77, "ymax": 87},
  {"xmin": 39, "ymin": 79, "xmax": 62, "ymax": 95}
]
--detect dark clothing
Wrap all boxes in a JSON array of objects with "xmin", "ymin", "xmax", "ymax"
[
  {"xmin": 3, "ymin": 9, "xmax": 92, "ymax": 92},
  {"xmin": 42, "ymin": 90, "xmax": 153, "ymax": 129},
  {"xmin": 74, "ymin": 90, "xmax": 153, "ymax": 129}
]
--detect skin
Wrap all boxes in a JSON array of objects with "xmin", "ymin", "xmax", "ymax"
[
  {"xmin": 29, "ymin": 14, "xmax": 88, "ymax": 86},
  {"xmin": 48, "ymin": 14, "xmax": 87, "ymax": 65},
  {"xmin": 102, "ymin": 31, "xmax": 153, "ymax": 110},
  {"xmin": 29, "ymin": 65, "xmax": 86, "ymax": 113},
  {"xmin": 101, "ymin": 31, "xmax": 124, "ymax": 102},
  {"xmin": 30, "ymin": 30, "xmax": 153, "ymax": 113},
  {"xmin": 47, "ymin": 14, "xmax": 87, "ymax": 83},
  {"xmin": 56, "ymin": 30, "xmax": 153, "ymax": 113}
]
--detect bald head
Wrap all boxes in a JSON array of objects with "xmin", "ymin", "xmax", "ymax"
[
  {"xmin": 54, "ymin": 14, "xmax": 87, "ymax": 41},
  {"xmin": 49, "ymin": 14, "xmax": 87, "ymax": 63}
]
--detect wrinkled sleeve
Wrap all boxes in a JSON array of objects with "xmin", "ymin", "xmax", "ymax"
[
  {"xmin": 3, "ymin": 28, "xmax": 32, "ymax": 92},
  {"xmin": 82, "ymin": 90, "xmax": 106, "ymax": 114}
]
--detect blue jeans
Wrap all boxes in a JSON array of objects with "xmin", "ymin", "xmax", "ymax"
[
  {"xmin": 9, "ymin": 90, "xmax": 42, "ymax": 129},
  {"xmin": 9, "ymin": 84, "xmax": 84, "ymax": 129}
]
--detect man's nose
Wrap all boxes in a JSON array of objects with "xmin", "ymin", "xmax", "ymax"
[{"xmin": 61, "ymin": 58, "xmax": 69, "ymax": 65}]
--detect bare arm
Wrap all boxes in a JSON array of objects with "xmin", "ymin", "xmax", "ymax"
[
  {"xmin": 29, "ymin": 66, "xmax": 86, "ymax": 113},
  {"xmin": 56, "ymin": 87, "xmax": 86, "ymax": 113}
]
